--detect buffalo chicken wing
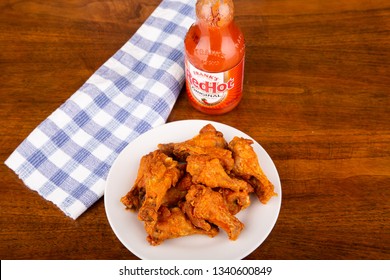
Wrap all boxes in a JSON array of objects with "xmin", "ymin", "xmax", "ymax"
[
  {"xmin": 228, "ymin": 137, "xmax": 277, "ymax": 204},
  {"xmin": 121, "ymin": 124, "xmax": 277, "ymax": 245},
  {"xmin": 183, "ymin": 184, "xmax": 244, "ymax": 240}
]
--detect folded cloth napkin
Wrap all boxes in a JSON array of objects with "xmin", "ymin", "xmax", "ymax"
[{"xmin": 5, "ymin": 0, "xmax": 195, "ymax": 219}]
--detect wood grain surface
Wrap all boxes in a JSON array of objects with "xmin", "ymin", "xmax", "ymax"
[{"xmin": 1, "ymin": 0, "xmax": 389, "ymax": 259}]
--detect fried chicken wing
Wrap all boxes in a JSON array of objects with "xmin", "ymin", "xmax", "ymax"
[
  {"xmin": 162, "ymin": 173, "xmax": 192, "ymax": 207},
  {"xmin": 228, "ymin": 137, "xmax": 277, "ymax": 204},
  {"xmin": 121, "ymin": 150, "xmax": 182, "ymax": 227},
  {"xmin": 122, "ymin": 124, "xmax": 277, "ymax": 246},
  {"xmin": 120, "ymin": 152, "xmax": 151, "ymax": 211},
  {"xmin": 179, "ymin": 123, "xmax": 228, "ymax": 148},
  {"xmin": 186, "ymin": 155, "xmax": 249, "ymax": 192},
  {"xmin": 147, "ymin": 206, "xmax": 219, "ymax": 246},
  {"xmin": 181, "ymin": 195, "xmax": 213, "ymax": 231},
  {"xmin": 184, "ymin": 185, "xmax": 244, "ymax": 240},
  {"xmin": 158, "ymin": 124, "xmax": 231, "ymax": 165},
  {"xmin": 219, "ymin": 181, "xmax": 254, "ymax": 215}
]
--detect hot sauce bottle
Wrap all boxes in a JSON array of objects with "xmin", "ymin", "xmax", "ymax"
[{"xmin": 184, "ymin": 0, "xmax": 245, "ymax": 115}]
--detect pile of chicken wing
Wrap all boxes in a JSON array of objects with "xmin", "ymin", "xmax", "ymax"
[{"xmin": 121, "ymin": 124, "xmax": 277, "ymax": 245}]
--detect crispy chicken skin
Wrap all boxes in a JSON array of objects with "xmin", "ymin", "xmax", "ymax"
[
  {"xmin": 121, "ymin": 150, "xmax": 182, "ymax": 227},
  {"xmin": 178, "ymin": 146, "xmax": 235, "ymax": 171},
  {"xmin": 183, "ymin": 184, "xmax": 244, "ymax": 240},
  {"xmin": 177, "ymin": 123, "xmax": 228, "ymax": 149},
  {"xmin": 147, "ymin": 206, "xmax": 218, "ymax": 246},
  {"xmin": 158, "ymin": 124, "xmax": 230, "ymax": 163},
  {"xmin": 228, "ymin": 137, "xmax": 277, "ymax": 204},
  {"xmin": 186, "ymin": 155, "xmax": 249, "ymax": 192},
  {"xmin": 162, "ymin": 173, "xmax": 192, "ymax": 207},
  {"xmin": 219, "ymin": 182, "xmax": 254, "ymax": 215}
]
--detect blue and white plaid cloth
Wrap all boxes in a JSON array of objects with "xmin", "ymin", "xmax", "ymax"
[{"xmin": 5, "ymin": 0, "xmax": 195, "ymax": 219}]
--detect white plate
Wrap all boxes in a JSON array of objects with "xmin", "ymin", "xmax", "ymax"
[{"xmin": 104, "ymin": 120, "xmax": 281, "ymax": 260}]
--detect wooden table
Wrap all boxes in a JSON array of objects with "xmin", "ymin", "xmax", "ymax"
[{"xmin": 1, "ymin": 0, "xmax": 389, "ymax": 260}]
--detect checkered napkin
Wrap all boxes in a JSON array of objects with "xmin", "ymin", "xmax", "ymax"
[{"xmin": 5, "ymin": 0, "xmax": 195, "ymax": 219}]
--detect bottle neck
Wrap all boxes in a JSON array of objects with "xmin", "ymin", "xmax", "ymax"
[
  {"xmin": 197, "ymin": 18, "xmax": 233, "ymax": 33},
  {"xmin": 196, "ymin": 0, "xmax": 234, "ymax": 28}
]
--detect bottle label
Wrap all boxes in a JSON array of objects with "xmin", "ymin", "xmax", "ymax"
[{"xmin": 185, "ymin": 57, "xmax": 244, "ymax": 108}]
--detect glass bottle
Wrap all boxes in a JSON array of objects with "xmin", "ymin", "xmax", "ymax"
[{"xmin": 184, "ymin": 0, "xmax": 245, "ymax": 115}]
